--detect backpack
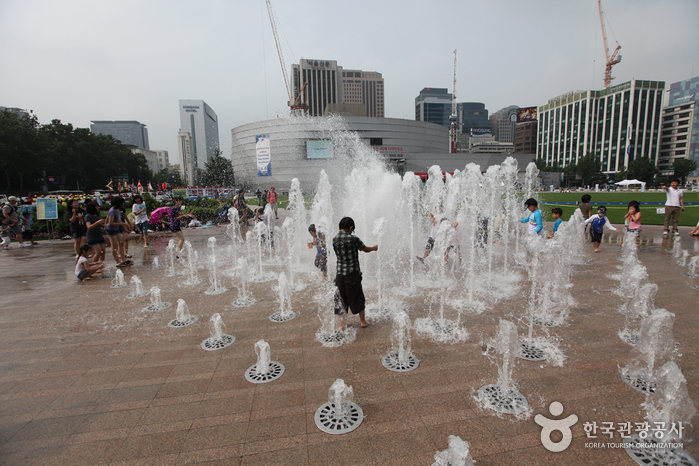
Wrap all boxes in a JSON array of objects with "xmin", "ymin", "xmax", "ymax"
[{"xmin": 591, "ymin": 216, "xmax": 605, "ymax": 234}]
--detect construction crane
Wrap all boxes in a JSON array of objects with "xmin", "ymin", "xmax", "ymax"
[
  {"xmin": 449, "ymin": 50, "xmax": 458, "ymax": 153},
  {"xmin": 598, "ymin": 0, "xmax": 622, "ymax": 88},
  {"xmin": 265, "ymin": 0, "xmax": 308, "ymax": 114}
]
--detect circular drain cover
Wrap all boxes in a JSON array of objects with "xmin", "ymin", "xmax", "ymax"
[
  {"xmin": 144, "ymin": 302, "xmax": 173, "ymax": 312},
  {"xmin": 110, "ymin": 283, "xmax": 127, "ymax": 289},
  {"xmin": 269, "ymin": 311, "xmax": 297, "ymax": 322},
  {"xmin": 200, "ymin": 334, "xmax": 235, "ymax": 351},
  {"xmin": 317, "ymin": 331, "xmax": 346, "ymax": 345},
  {"xmin": 244, "ymin": 361, "xmax": 285, "ymax": 383},
  {"xmin": 126, "ymin": 291, "xmax": 151, "ymax": 298},
  {"xmin": 168, "ymin": 316, "xmax": 199, "ymax": 328},
  {"xmin": 314, "ymin": 401, "xmax": 364, "ymax": 434},
  {"xmin": 231, "ymin": 297, "xmax": 257, "ymax": 307},
  {"xmin": 478, "ymin": 384, "xmax": 529, "ymax": 415},
  {"xmin": 625, "ymin": 435, "xmax": 698, "ymax": 466},
  {"xmin": 530, "ymin": 316, "xmax": 558, "ymax": 327},
  {"xmin": 621, "ymin": 373, "xmax": 656, "ymax": 393},
  {"xmin": 518, "ymin": 342, "xmax": 546, "ymax": 361},
  {"xmin": 689, "ymin": 284, "xmax": 699, "ymax": 291},
  {"xmin": 182, "ymin": 278, "xmax": 203, "ymax": 286},
  {"xmin": 619, "ymin": 332, "xmax": 639, "ymax": 346},
  {"xmin": 432, "ymin": 319, "xmax": 455, "ymax": 335},
  {"xmin": 381, "ymin": 352, "xmax": 419, "ymax": 372},
  {"xmin": 681, "ymin": 273, "xmax": 699, "ymax": 279},
  {"xmin": 204, "ymin": 287, "xmax": 228, "ymax": 295}
]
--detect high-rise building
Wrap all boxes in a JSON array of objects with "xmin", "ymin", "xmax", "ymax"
[
  {"xmin": 342, "ymin": 70, "xmax": 384, "ymax": 117},
  {"xmin": 177, "ymin": 131, "xmax": 195, "ymax": 186},
  {"xmin": 515, "ymin": 121, "xmax": 538, "ymax": 153},
  {"xmin": 178, "ymin": 100, "xmax": 220, "ymax": 169},
  {"xmin": 154, "ymin": 150, "xmax": 170, "ymax": 173},
  {"xmin": 129, "ymin": 148, "xmax": 159, "ymax": 174},
  {"xmin": 659, "ymin": 76, "xmax": 699, "ymax": 180},
  {"xmin": 292, "ymin": 59, "xmax": 344, "ymax": 117},
  {"xmin": 537, "ymin": 79, "xmax": 665, "ymax": 174},
  {"xmin": 489, "ymin": 106, "xmax": 519, "ymax": 143},
  {"xmin": 90, "ymin": 120, "xmax": 149, "ymax": 149},
  {"xmin": 0, "ymin": 106, "xmax": 28, "ymax": 118},
  {"xmin": 415, "ymin": 88, "xmax": 452, "ymax": 127},
  {"xmin": 457, "ymin": 102, "xmax": 490, "ymax": 134}
]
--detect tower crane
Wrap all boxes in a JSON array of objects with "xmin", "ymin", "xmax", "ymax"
[
  {"xmin": 598, "ymin": 0, "xmax": 622, "ymax": 88},
  {"xmin": 449, "ymin": 50, "xmax": 458, "ymax": 153},
  {"xmin": 265, "ymin": 0, "xmax": 308, "ymax": 114}
]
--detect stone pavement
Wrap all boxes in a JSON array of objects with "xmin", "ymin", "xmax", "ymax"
[{"xmin": 1, "ymin": 217, "xmax": 698, "ymax": 465}]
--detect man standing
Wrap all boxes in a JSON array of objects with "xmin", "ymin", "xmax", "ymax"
[
  {"xmin": 663, "ymin": 178, "xmax": 684, "ymax": 236},
  {"xmin": 2, "ymin": 196, "xmax": 28, "ymax": 247},
  {"xmin": 267, "ymin": 186, "xmax": 279, "ymax": 220}
]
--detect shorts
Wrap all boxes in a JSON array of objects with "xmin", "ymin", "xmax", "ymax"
[
  {"xmin": 9, "ymin": 224, "xmax": 21, "ymax": 235},
  {"xmin": 334, "ymin": 271, "xmax": 365, "ymax": 315},
  {"xmin": 21, "ymin": 231, "xmax": 33, "ymax": 240},
  {"xmin": 270, "ymin": 202, "xmax": 278, "ymax": 213},
  {"xmin": 106, "ymin": 229, "xmax": 120, "ymax": 237},
  {"xmin": 425, "ymin": 237, "xmax": 435, "ymax": 251},
  {"xmin": 137, "ymin": 221, "xmax": 149, "ymax": 235},
  {"xmin": 590, "ymin": 230, "xmax": 603, "ymax": 243},
  {"xmin": 87, "ymin": 237, "xmax": 105, "ymax": 247},
  {"xmin": 171, "ymin": 225, "xmax": 182, "ymax": 233},
  {"xmin": 71, "ymin": 231, "xmax": 86, "ymax": 239},
  {"xmin": 627, "ymin": 228, "xmax": 641, "ymax": 237},
  {"xmin": 77, "ymin": 270, "xmax": 90, "ymax": 280},
  {"xmin": 314, "ymin": 253, "xmax": 328, "ymax": 272}
]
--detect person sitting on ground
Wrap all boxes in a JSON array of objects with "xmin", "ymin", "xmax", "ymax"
[
  {"xmin": 75, "ymin": 244, "xmax": 105, "ymax": 281},
  {"xmin": 688, "ymin": 220, "xmax": 699, "ymax": 238}
]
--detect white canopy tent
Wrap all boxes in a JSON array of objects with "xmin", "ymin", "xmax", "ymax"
[{"xmin": 615, "ymin": 179, "xmax": 646, "ymax": 192}]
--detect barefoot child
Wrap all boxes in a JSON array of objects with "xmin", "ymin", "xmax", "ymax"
[
  {"xmin": 623, "ymin": 201, "xmax": 642, "ymax": 246},
  {"xmin": 520, "ymin": 198, "xmax": 543, "ymax": 236},
  {"xmin": 584, "ymin": 206, "xmax": 619, "ymax": 252},
  {"xmin": 75, "ymin": 245, "xmax": 105, "ymax": 281},
  {"xmin": 332, "ymin": 217, "xmax": 378, "ymax": 331},
  {"xmin": 308, "ymin": 224, "xmax": 327, "ymax": 280},
  {"xmin": 547, "ymin": 208, "xmax": 563, "ymax": 239}
]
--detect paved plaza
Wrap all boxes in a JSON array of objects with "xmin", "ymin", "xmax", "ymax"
[{"xmin": 1, "ymin": 212, "xmax": 698, "ymax": 465}]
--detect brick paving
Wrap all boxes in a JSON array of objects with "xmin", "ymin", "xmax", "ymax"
[{"xmin": 1, "ymin": 216, "xmax": 698, "ymax": 465}]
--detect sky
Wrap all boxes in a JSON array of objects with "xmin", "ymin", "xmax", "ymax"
[{"xmin": 1, "ymin": 0, "xmax": 698, "ymax": 166}]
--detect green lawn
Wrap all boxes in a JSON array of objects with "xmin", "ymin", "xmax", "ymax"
[{"xmin": 538, "ymin": 192, "xmax": 699, "ymax": 226}]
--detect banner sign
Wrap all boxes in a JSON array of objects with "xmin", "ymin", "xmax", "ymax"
[
  {"xmin": 256, "ymin": 134, "xmax": 271, "ymax": 176},
  {"xmin": 307, "ymin": 140, "xmax": 334, "ymax": 159},
  {"xmin": 517, "ymin": 107, "xmax": 538, "ymax": 122},
  {"xmin": 36, "ymin": 198, "xmax": 58, "ymax": 220}
]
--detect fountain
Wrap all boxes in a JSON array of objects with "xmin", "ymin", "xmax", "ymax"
[
  {"xmin": 181, "ymin": 240, "xmax": 203, "ymax": 286},
  {"xmin": 204, "ymin": 237, "xmax": 227, "ymax": 295},
  {"xmin": 682, "ymin": 256, "xmax": 699, "ymax": 279},
  {"xmin": 231, "ymin": 257, "xmax": 257, "ymax": 307},
  {"xmin": 625, "ymin": 361, "xmax": 698, "ymax": 465},
  {"xmin": 110, "ymin": 269, "xmax": 127, "ymax": 288},
  {"xmin": 432, "ymin": 436, "xmax": 475, "ymax": 466},
  {"xmin": 364, "ymin": 217, "xmax": 393, "ymax": 321},
  {"xmin": 200, "ymin": 313, "xmax": 235, "ymax": 350},
  {"xmin": 269, "ymin": 272, "xmax": 296, "ymax": 322},
  {"xmin": 618, "ymin": 282, "xmax": 658, "ymax": 345},
  {"xmin": 621, "ymin": 308, "xmax": 676, "ymax": 393},
  {"xmin": 164, "ymin": 239, "xmax": 180, "ymax": 277},
  {"xmin": 315, "ymin": 285, "xmax": 356, "ymax": 347},
  {"xmin": 144, "ymin": 286, "xmax": 172, "ymax": 311},
  {"xmin": 168, "ymin": 298, "xmax": 198, "ymax": 327},
  {"xmin": 244, "ymin": 339, "xmax": 285, "ymax": 383},
  {"xmin": 381, "ymin": 310, "xmax": 419, "ymax": 372},
  {"xmin": 314, "ymin": 379, "xmax": 363, "ymax": 434},
  {"xmin": 670, "ymin": 237, "xmax": 683, "ymax": 258},
  {"xmin": 150, "ymin": 256, "xmax": 163, "ymax": 270},
  {"xmin": 399, "ymin": 171, "xmax": 422, "ymax": 297},
  {"xmin": 478, "ymin": 319, "xmax": 529, "ymax": 416},
  {"xmin": 126, "ymin": 275, "xmax": 150, "ymax": 298},
  {"xmin": 677, "ymin": 250, "xmax": 690, "ymax": 267}
]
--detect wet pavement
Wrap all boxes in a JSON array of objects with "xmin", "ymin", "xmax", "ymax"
[{"xmin": 1, "ymin": 216, "xmax": 699, "ymax": 465}]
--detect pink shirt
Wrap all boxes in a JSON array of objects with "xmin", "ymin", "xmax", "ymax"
[{"xmin": 628, "ymin": 214, "xmax": 641, "ymax": 230}]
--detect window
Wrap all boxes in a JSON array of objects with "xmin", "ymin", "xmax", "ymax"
[{"xmin": 370, "ymin": 138, "xmax": 382, "ymax": 146}]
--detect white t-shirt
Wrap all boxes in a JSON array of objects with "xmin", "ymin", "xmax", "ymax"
[
  {"xmin": 75, "ymin": 256, "xmax": 88, "ymax": 277},
  {"xmin": 133, "ymin": 202, "xmax": 148, "ymax": 223},
  {"xmin": 665, "ymin": 187, "xmax": 683, "ymax": 207}
]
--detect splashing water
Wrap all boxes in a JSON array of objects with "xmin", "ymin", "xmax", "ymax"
[
  {"xmin": 176, "ymin": 298, "xmax": 191, "ymax": 322},
  {"xmin": 126, "ymin": 275, "xmax": 149, "ymax": 298},
  {"xmin": 433, "ymin": 435, "xmax": 475, "ymax": 466},
  {"xmin": 111, "ymin": 269, "xmax": 126, "ymax": 288},
  {"xmin": 622, "ymin": 309, "xmax": 677, "ymax": 384},
  {"xmin": 209, "ymin": 313, "xmax": 226, "ymax": 341},
  {"xmin": 182, "ymin": 241, "xmax": 202, "ymax": 285},
  {"xmin": 391, "ymin": 310, "xmax": 413, "ymax": 365},
  {"xmin": 641, "ymin": 361, "xmax": 697, "ymax": 441},
  {"xmin": 164, "ymin": 239, "xmax": 179, "ymax": 277},
  {"xmin": 254, "ymin": 339, "xmax": 271, "ymax": 376},
  {"xmin": 329, "ymin": 379, "xmax": 354, "ymax": 418}
]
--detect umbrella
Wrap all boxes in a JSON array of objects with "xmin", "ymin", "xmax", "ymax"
[{"xmin": 149, "ymin": 207, "xmax": 171, "ymax": 224}]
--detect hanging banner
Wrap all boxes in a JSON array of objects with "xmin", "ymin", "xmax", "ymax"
[{"xmin": 256, "ymin": 134, "xmax": 271, "ymax": 176}]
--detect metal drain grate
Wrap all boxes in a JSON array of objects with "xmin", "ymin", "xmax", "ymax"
[
  {"xmin": 231, "ymin": 297, "xmax": 257, "ymax": 307},
  {"xmin": 204, "ymin": 287, "xmax": 228, "ymax": 296},
  {"xmin": 144, "ymin": 302, "xmax": 172, "ymax": 312},
  {"xmin": 317, "ymin": 330, "xmax": 346, "ymax": 345},
  {"xmin": 381, "ymin": 352, "xmax": 419, "ymax": 372},
  {"xmin": 126, "ymin": 291, "xmax": 151, "ymax": 299},
  {"xmin": 530, "ymin": 316, "xmax": 558, "ymax": 327},
  {"xmin": 244, "ymin": 361, "xmax": 285, "ymax": 383},
  {"xmin": 168, "ymin": 316, "xmax": 199, "ymax": 328},
  {"xmin": 681, "ymin": 273, "xmax": 699, "ymax": 279},
  {"xmin": 365, "ymin": 306, "xmax": 392, "ymax": 321},
  {"xmin": 182, "ymin": 278, "xmax": 203, "ymax": 286},
  {"xmin": 621, "ymin": 373, "xmax": 657, "ymax": 393},
  {"xmin": 625, "ymin": 435, "xmax": 698, "ymax": 466},
  {"xmin": 200, "ymin": 334, "xmax": 235, "ymax": 351},
  {"xmin": 690, "ymin": 284, "xmax": 699, "ymax": 291},
  {"xmin": 269, "ymin": 311, "xmax": 297, "ymax": 322},
  {"xmin": 314, "ymin": 401, "xmax": 364, "ymax": 434},
  {"xmin": 432, "ymin": 319, "xmax": 455, "ymax": 335},
  {"xmin": 620, "ymin": 332, "xmax": 639, "ymax": 346},
  {"xmin": 478, "ymin": 384, "xmax": 529, "ymax": 415},
  {"xmin": 110, "ymin": 283, "xmax": 128, "ymax": 289},
  {"xmin": 518, "ymin": 342, "xmax": 546, "ymax": 361}
]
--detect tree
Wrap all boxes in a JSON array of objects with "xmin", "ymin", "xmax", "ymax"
[
  {"xmin": 615, "ymin": 166, "xmax": 628, "ymax": 182},
  {"xmin": 0, "ymin": 110, "xmax": 44, "ymax": 193},
  {"xmin": 153, "ymin": 167, "xmax": 184, "ymax": 187},
  {"xmin": 671, "ymin": 158, "xmax": 698, "ymax": 184},
  {"xmin": 628, "ymin": 157, "xmax": 658, "ymax": 183},
  {"xmin": 575, "ymin": 153, "xmax": 603, "ymax": 187},
  {"xmin": 199, "ymin": 150, "xmax": 235, "ymax": 187}
]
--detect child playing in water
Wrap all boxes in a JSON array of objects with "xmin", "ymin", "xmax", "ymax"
[
  {"xmin": 520, "ymin": 198, "xmax": 543, "ymax": 236},
  {"xmin": 547, "ymin": 208, "xmax": 563, "ymax": 239},
  {"xmin": 75, "ymin": 244, "xmax": 105, "ymax": 281},
  {"xmin": 623, "ymin": 201, "xmax": 642, "ymax": 246},
  {"xmin": 308, "ymin": 224, "xmax": 327, "ymax": 280},
  {"xmin": 584, "ymin": 206, "xmax": 620, "ymax": 252}
]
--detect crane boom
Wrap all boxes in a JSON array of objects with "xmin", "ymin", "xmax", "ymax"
[
  {"xmin": 265, "ymin": 0, "xmax": 291, "ymax": 102},
  {"xmin": 598, "ymin": 0, "xmax": 622, "ymax": 88}
]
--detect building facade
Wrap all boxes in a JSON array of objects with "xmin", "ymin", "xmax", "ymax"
[
  {"xmin": 515, "ymin": 121, "xmax": 538, "ymax": 153},
  {"xmin": 659, "ymin": 76, "xmax": 699, "ymax": 180},
  {"xmin": 292, "ymin": 59, "xmax": 344, "ymax": 117},
  {"xmin": 154, "ymin": 150, "xmax": 170, "ymax": 173},
  {"xmin": 537, "ymin": 79, "xmax": 665, "ymax": 174},
  {"xmin": 415, "ymin": 88, "xmax": 452, "ymax": 127},
  {"xmin": 177, "ymin": 131, "xmax": 195, "ymax": 186},
  {"xmin": 342, "ymin": 70, "xmax": 384, "ymax": 117},
  {"xmin": 178, "ymin": 100, "xmax": 220, "ymax": 169},
  {"xmin": 489, "ymin": 106, "xmax": 519, "ymax": 143},
  {"xmin": 457, "ymin": 102, "xmax": 490, "ymax": 135},
  {"xmin": 90, "ymin": 120, "xmax": 149, "ymax": 149}
]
